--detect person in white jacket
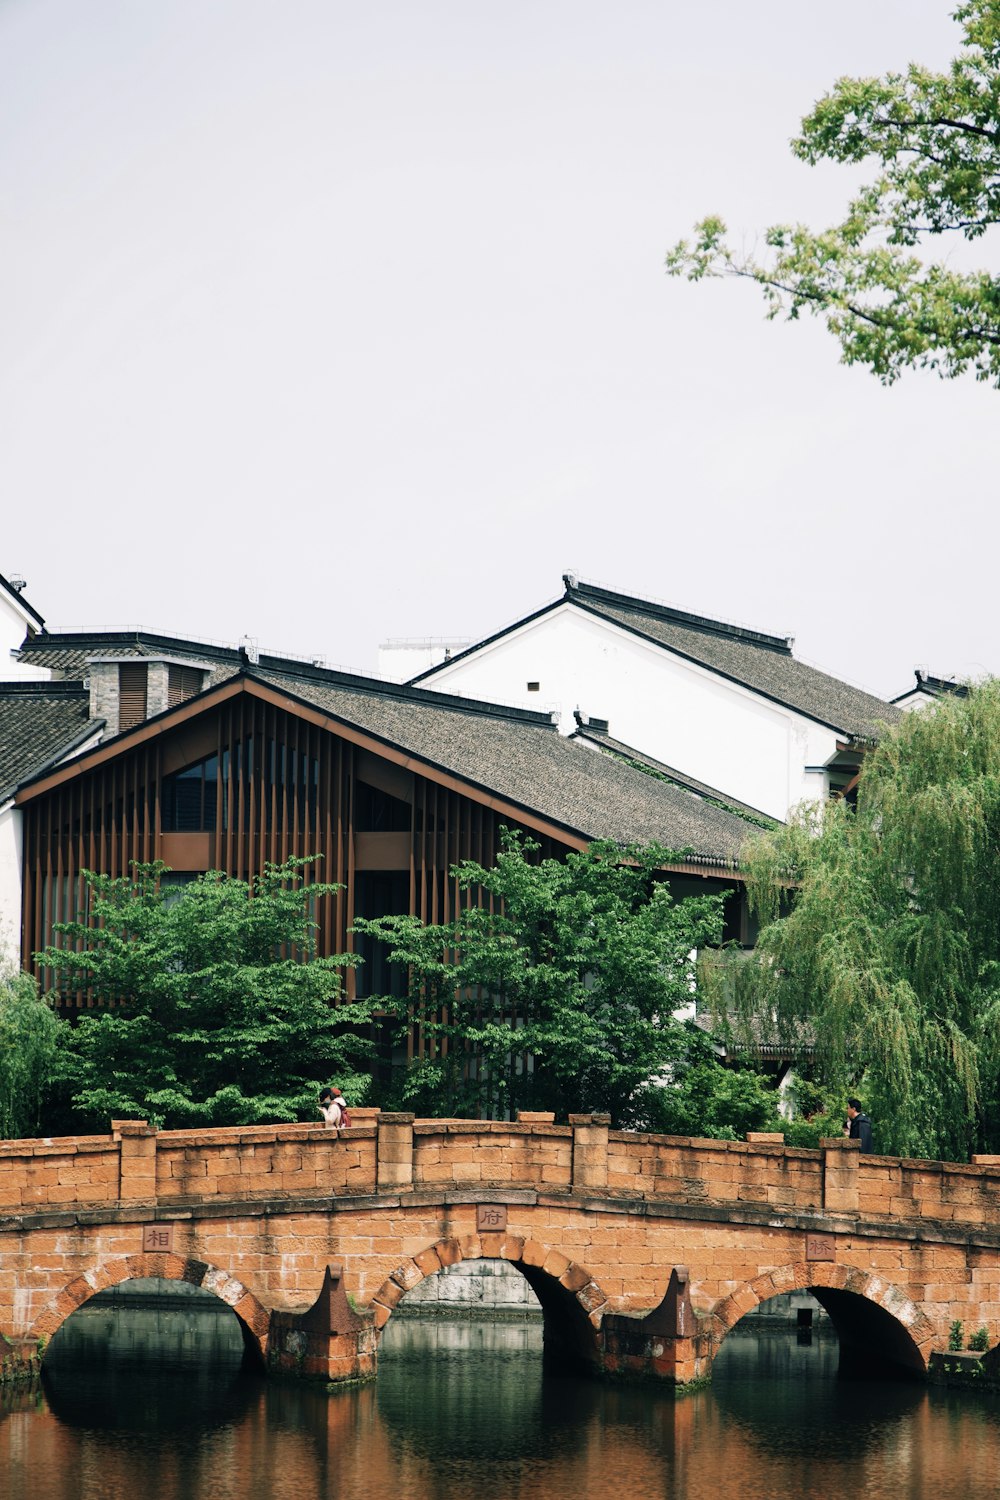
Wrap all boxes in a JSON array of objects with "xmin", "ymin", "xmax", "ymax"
[{"xmin": 319, "ymin": 1086, "xmax": 347, "ymax": 1126}]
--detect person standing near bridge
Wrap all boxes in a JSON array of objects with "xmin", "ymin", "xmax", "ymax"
[
  {"xmin": 846, "ymin": 1098, "xmax": 873, "ymax": 1153},
  {"xmin": 319, "ymin": 1087, "xmax": 349, "ymax": 1127}
]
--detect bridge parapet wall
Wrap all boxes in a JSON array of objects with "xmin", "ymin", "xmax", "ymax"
[
  {"xmin": 154, "ymin": 1121, "xmax": 377, "ymax": 1202},
  {"xmin": 1, "ymin": 1117, "xmax": 1000, "ymax": 1231},
  {"xmin": 0, "ymin": 1134, "xmax": 118, "ymax": 1212},
  {"xmin": 606, "ymin": 1132, "xmax": 826, "ymax": 1213},
  {"xmin": 412, "ymin": 1118, "xmax": 573, "ymax": 1190}
]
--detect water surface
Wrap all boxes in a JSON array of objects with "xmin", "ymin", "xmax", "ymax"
[{"xmin": 3, "ymin": 1296, "xmax": 999, "ymax": 1500}]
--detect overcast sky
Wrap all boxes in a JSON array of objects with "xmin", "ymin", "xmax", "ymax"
[{"xmin": 1, "ymin": 1, "xmax": 992, "ymax": 701}]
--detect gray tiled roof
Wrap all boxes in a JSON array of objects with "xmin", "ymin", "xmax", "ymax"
[
  {"xmin": 254, "ymin": 666, "xmax": 751, "ymax": 865},
  {"xmin": 0, "ymin": 683, "xmax": 97, "ymax": 803},
  {"xmin": 15, "ymin": 631, "xmax": 235, "ymax": 688},
  {"xmin": 11, "ymin": 631, "xmax": 755, "ymax": 864},
  {"xmin": 569, "ymin": 580, "xmax": 900, "ymax": 742},
  {"xmin": 10, "ymin": 630, "xmax": 752, "ymax": 864},
  {"xmin": 891, "ymin": 670, "xmax": 969, "ymax": 704}
]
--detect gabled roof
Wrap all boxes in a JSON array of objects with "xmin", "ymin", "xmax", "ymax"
[
  {"xmin": 566, "ymin": 580, "xmax": 900, "ymax": 741},
  {"xmin": 891, "ymin": 670, "xmax": 970, "ymax": 705},
  {"xmin": 410, "ymin": 576, "xmax": 901, "ymax": 743},
  {"xmin": 15, "ymin": 650, "xmax": 754, "ymax": 871},
  {"xmin": 0, "ymin": 572, "xmax": 45, "ymax": 631},
  {"xmin": 0, "ymin": 682, "xmax": 99, "ymax": 804},
  {"xmin": 15, "ymin": 629, "xmax": 237, "ymax": 687}
]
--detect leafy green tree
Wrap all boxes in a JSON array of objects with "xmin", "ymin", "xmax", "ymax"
[
  {"xmin": 36, "ymin": 859, "xmax": 372, "ymax": 1129},
  {"xmin": 354, "ymin": 832, "xmax": 727, "ymax": 1124},
  {"xmin": 631, "ymin": 1026, "xmax": 779, "ymax": 1141},
  {"xmin": 719, "ymin": 679, "xmax": 1000, "ymax": 1161},
  {"xmin": 0, "ymin": 964, "xmax": 66, "ymax": 1138},
  {"xmin": 667, "ymin": 2, "xmax": 1000, "ymax": 385}
]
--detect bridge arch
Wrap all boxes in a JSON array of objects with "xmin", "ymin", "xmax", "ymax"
[
  {"xmin": 30, "ymin": 1253, "xmax": 271, "ymax": 1368},
  {"xmin": 371, "ymin": 1232, "xmax": 608, "ymax": 1368},
  {"xmin": 711, "ymin": 1261, "xmax": 935, "ymax": 1377}
]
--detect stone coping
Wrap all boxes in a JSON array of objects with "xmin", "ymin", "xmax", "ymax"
[{"xmin": 3, "ymin": 1185, "xmax": 1000, "ymax": 1253}]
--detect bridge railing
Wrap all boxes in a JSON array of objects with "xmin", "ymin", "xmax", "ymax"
[{"xmin": 1, "ymin": 1114, "xmax": 999, "ymax": 1231}]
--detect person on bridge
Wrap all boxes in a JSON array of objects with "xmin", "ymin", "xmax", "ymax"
[
  {"xmin": 846, "ymin": 1098, "xmax": 873, "ymax": 1153},
  {"xmin": 319, "ymin": 1087, "xmax": 349, "ymax": 1127}
]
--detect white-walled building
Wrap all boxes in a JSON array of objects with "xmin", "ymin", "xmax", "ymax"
[
  {"xmin": 0, "ymin": 572, "xmax": 49, "ymax": 682},
  {"xmin": 411, "ymin": 576, "xmax": 901, "ymax": 823},
  {"xmin": 891, "ymin": 670, "xmax": 969, "ymax": 712},
  {"xmin": 378, "ymin": 637, "xmax": 471, "ymax": 682}
]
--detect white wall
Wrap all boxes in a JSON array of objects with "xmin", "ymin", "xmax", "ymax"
[
  {"xmin": 0, "ymin": 728, "xmax": 103, "ymax": 970},
  {"xmin": 419, "ymin": 604, "xmax": 841, "ymax": 821},
  {"xmin": 0, "ymin": 589, "xmax": 48, "ymax": 681},
  {"xmin": 0, "ymin": 802, "xmax": 23, "ymax": 966},
  {"xmin": 378, "ymin": 640, "xmax": 470, "ymax": 682}
]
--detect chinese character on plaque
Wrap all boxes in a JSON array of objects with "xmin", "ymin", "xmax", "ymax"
[
  {"xmin": 476, "ymin": 1204, "xmax": 508, "ymax": 1232},
  {"xmin": 142, "ymin": 1224, "xmax": 174, "ymax": 1253},
  {"xmin": 805, "ymin": 1233, "xmax": 836, "ymax": 1261}
]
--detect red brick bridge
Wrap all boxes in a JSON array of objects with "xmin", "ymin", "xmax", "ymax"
[{"xmin": 3, "ymin": 1111, "xmax": 1000, "ymax": 1387}]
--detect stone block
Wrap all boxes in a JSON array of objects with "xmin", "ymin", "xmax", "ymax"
[
  {"xmin": 543, "ymin": 1249, "xmax": 571, "ymax": 1280},
  {"xmin": 390, "ymin": 1260, "xmax": 423, "ymax": 1292},
  {"xmin": 414, "ymin": 1246, "xmax": 443, "ymax": 1278},
  {"xmin": 560, "ymin": 1261, "xmax": 592, "ymax": 1292}
]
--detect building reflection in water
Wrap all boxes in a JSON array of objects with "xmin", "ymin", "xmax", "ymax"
[{"xmin": 4, "ymin": 1287, "xmax": 1000, "ymax": 1500}]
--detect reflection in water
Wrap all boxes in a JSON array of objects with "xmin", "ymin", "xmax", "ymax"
[
  {"xmin": 3, "ymin": 1297, "xmax": 1000, "ymax": 1500},
  {"xmin": 42, "ymin": 1280, "xmax": 253, "ymax": 1434}
]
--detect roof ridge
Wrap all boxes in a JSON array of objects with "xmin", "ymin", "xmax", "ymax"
[
  {"xmin": 0, "ymin": 570, "xmax": 45, "ymax": 629},
  {"xmin": 252, "ymin": 662, "xmax": 560, "ymax": 729},
  {"xmin": 23, "ymin": 628, "xmax": 236, "ymax": 662},
  {"xmin": 566, "ymin": 576, "xmax": 793, "ymax": 655},
  {"xmin": 0, "ymin": 679, "xmax": 87, "ymax": 697}
]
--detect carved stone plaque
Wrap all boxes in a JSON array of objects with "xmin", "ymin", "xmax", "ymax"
[
  {"xmin": 476, "ymin": 1203, "xmax": 507, "ymax": 1233},
  {"xmin": 806, "ymin": 1233, "xmax": 836, "ymax": 1261},
  {"xmin": 142, "ymin": 1223, "xmax": 175, "ymax": 1253}
]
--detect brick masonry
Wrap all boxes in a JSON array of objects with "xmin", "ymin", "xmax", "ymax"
[{"xmin": 2, "ymin": 1113, "xmax": 1000, "ymax": 1384}]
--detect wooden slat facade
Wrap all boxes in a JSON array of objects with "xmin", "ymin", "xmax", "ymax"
[{"xmin": 20, "ymin": 696, "xmax": 561, "ymax": 1035}]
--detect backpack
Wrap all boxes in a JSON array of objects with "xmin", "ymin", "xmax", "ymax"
[{"xmin": 339, "ymin": 1103, "xmax": 352, "ymax": 1127}]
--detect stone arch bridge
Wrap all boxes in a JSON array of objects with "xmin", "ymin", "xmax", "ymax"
[{"xmin": 3, "ymin": 1112, "xmax": 1000, "ymax": 1387}]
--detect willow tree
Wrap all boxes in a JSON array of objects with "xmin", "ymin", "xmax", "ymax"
[
  {"xmin": 723, "ymin": 680, "xmax": 1000, "ymax": 1161},
  {"xmin": 0, "ymin": 964, "xmax": 66, "ymax": 1138},
  {"xmin": 668, "ymin": 2, "xmax": 1000, "ymax": 385}
]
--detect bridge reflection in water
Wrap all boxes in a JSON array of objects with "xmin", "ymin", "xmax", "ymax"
[{"xmin": 4, "ymin": 1287, "xmax": 999, "ymax": 1500}]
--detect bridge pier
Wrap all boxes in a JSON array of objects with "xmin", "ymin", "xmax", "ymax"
[
  {"xmin": 268, "ymin": 1265, "xmax": 377, "ymax": 1384},
  {"xmin": 599, "ymin": 1266, "xmax": 713, "ymax": 1389}
]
